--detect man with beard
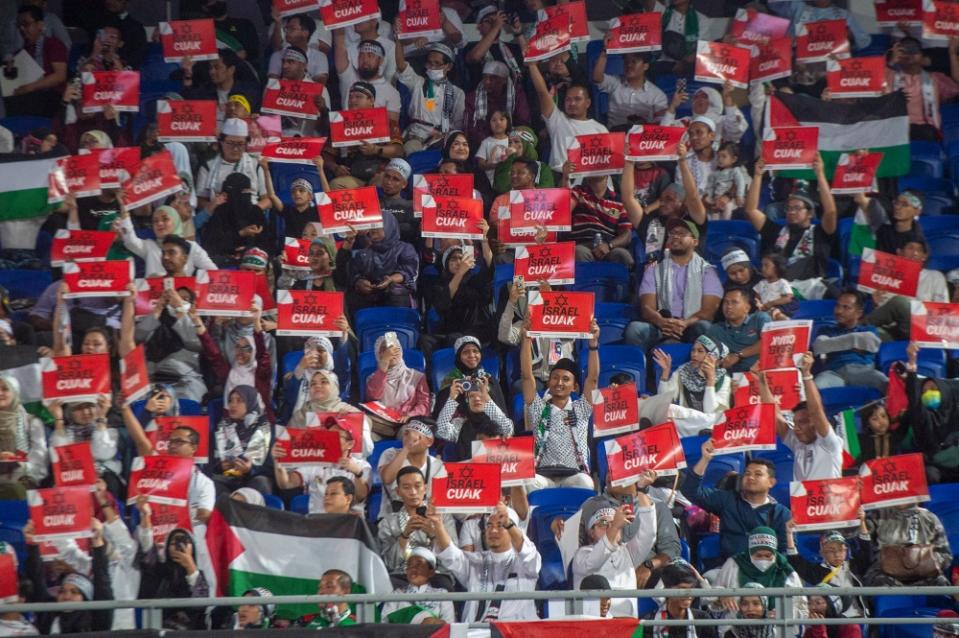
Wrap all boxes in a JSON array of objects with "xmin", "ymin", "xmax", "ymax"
[
  {"xmin": 267, "ymin": 15, "xmax": 328, "ymax": 83},
  {"xmin": 334, "ymin": 31, "xmax": 402, "ymax": 128},
  {"xmin": 625, "ymin": 218, "xmax": 721, "ymax": 352},
  {"xmin": 679, "ymin": 116, "xmax": 718, "ymax": 196}
]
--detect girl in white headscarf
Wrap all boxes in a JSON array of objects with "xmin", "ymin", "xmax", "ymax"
[
  {"xmin": 0, "ymin": 375, "xmax": 48, "ymax": 494},
  {"xmin": 365, "ymin": 335, "xmax": 431, "ymax": 436},
  {"xmin": 287, "ymin": 370, "xmax": 373, "ymax": 457},
  {"xmin": 661, "ymin": 85, "xmax": 748, "ymax": 144}
]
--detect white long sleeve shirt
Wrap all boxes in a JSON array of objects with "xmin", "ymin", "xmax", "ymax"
[
  {"xmin": 117, "ymin": 216, "xmax": 217, "ymax": 277},
  {"xmin": 50, "ymin": 425, "xmax": 119, "ymax": 476}
]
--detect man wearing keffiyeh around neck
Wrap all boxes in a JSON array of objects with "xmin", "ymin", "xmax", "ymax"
[{"xmin": 395, "ymin": 40, "xmax": 466, "ymax": 154}]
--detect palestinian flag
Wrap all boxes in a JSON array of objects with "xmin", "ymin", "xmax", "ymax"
[
  {"xmin": 493, "ymin": 619, "xmax": 641, "ymax": 638},
  {"xmin": 206, "ymin": 498, "xmax": 392, "ymax": 620},
  {"xmin": 0, "ymin": 152, "xmax": 63, "ymax": 221},
  {"xmin": 847, "ymin": 207, "xmax": 876, "ymax": 259},
  {"xmin": 836, "ymin": 408, "xmax": 862, "ymax": 470},
  {"xmin": 766, "ymin": 92, "xmax": 910, "ymax": 179}
]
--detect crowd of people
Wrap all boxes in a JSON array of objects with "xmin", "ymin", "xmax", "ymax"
[{"xmin": 1, "ymin": 0, "xmax": 959, "ymax": 633}]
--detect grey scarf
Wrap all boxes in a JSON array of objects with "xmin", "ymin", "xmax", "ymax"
[{"xmin": 655, "ymin": 250, "xmax": 710, "ymax": 319}]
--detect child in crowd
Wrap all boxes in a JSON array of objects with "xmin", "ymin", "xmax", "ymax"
[
  {"xmin": 704, "ymin": 142, "xmax": 750, "ymax": 220},
  {"xmin": 754, "ymin": 253, "xmax": 798, "ymax": 320},
  {"xmin": 475, "ymin": 110, "xmax": 512, "ymax": 185},
  {"xmin": 858, "ymin": 402, "xmax": 904, "ymax": 462}
]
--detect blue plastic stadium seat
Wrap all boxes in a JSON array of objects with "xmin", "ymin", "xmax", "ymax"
[
  {"xmin": 282, "ymin": 351, "xmax": 304, "ymax": 377},
  {"xmin": 587, "ymin": 344, "xmax": 647, "ymax": 389},
  {"xmin": 818, "ymin": 386, "xmax": 883, "ymax": 419},
  {"xmin": 263, "ymin": 494, "xmax": 284, "ymax": 510},
  {"xmin": 0, "ymin": 526, "xmax": 25, "ymax": 573},
  {"xmin": 911, "ymin": 157, "xmax": 944, "ymax": 178},
  {"xmin": 878, "ymin": 341, "xmax": 947, "ymax": 378},
  {"xmin": 594, "ymin": 302, "xmax": 633, "ymax": 322},
  {"xmin": 708, "ymin": 220, "xmax": 761, "ymax": 244},
  {"xmin": 511, "ymin": 393, "xmax": 526, "ymax": 429},
  {"xmin": 650, "ymin": 342, "xmax": 692, "ymax": 386},
  {"xmin": 407, "ymin": 149, "xmax": 442, "ymax": 175},
  {"xmin": 928, "ymin": 232, "xmax": 959, "ymax": 258},
  {"xmin": 527, "ymin": 487, "xmax": 595, "ymax": 509},
  {"xmin": 920, "ymin": 216, "xmax": 959, "ymax": 234},
  {"xmin": 269, "ymin": 163, "xmax": 322, "ymax": 207},
  {"xmin": 705, "ymin": 236, "xmax": 760, "ymax": 267},
  {"xmin": 0, "ymin": 270, "xmax": 52, "ymax": 300},
  {"xmin": 792, "ymin": 300, "xmax": 836, "ymax": 322},
  {"xmin": 899, "ymin": 175, "xmax": 957, "ymax": 198},
  {"xmin": 0, "ymin": 500, "xmax": 28, "ymax": 527},
  {"xmin": 697, "ymin": 533, "xmax": 722, "ymax": 572},
  {"xmin": 291, "ymin": 494, "xmax": 310, "ymax": 514},
  {"xmin": 354, "ymin": 307, "xmax": 421, "ymax": 352},
  {"xmin": 0, "ymin": 116, "xmax": 53, "ymax": 137},
  {"xmin": 571, "ymin": 262, "xmax": 631, "ymax": 303},
  {"xmin": 358, "ymin": 349, "xmax": 425, "ymax": 401}
]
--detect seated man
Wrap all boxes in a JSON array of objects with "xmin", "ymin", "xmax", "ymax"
[
  {"xmin": 866, "ymin": 238, "xmax": 946, "ymax": 342},
  {"xmin": 706, "ymin": 287, "xmax": 768, "ymax": 373},
  {"xmin": 812, "ymin": 289, "xmax": 886, "ymax": 391},
  {"xmin": 297, "ymin": 570, "xmax": 357, "ymax": 628},
  {"xmin": 5, "ymin": 6, "xmax": 67, "ymax": 117},
  {"xmin": 559, "ymin": 164, "xmax": 634, "ymax": 267},
  {"xmin": 381, "ymin": 548, "xmax": 455, "ymax": 624}
]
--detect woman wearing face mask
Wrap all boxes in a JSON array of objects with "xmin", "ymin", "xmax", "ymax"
[
  {"xmin": 48, "ymin": 396, "xmax": 122, "ymax": 499},
  {"xmin": 713, "ymin": 527, "xmax": 808, "ymax": 619},
  {"xmin": 287, "ymin": 369, "xmax": 373, "ymax": 457},
  {"xmin": 114, "ymin": 199, "xmax": 216, "ymax": 277},
  {"xmin": 212, "ymin": 385, "xmax": 273, "ymax": 497},
  {"xmin": 0, "ymin": 375, "xmax": 48, "ymax": 497},
  {"xmin": 723, "ymin": 583, "xmax": 775, "ymax": 638},
  {"xmin": 652, "ymin": 335, "xmax": 732, "ymax": 437},
  {"xmin": 348, "ymin": 210, "xmax": 419, "ymax": 312},
  {"xmin": 904, "ymin": 342, "xmax": 959, "ymax": 483},
  {"xmin": 803, "ymin": 590, "xmax": 861, "ymax": 638},
  {"xmin": 136, "ymin": 522, "xmax": 209, "ymax": 630}
]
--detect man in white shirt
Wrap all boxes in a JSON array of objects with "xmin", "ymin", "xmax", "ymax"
[
  {"xmin": 267, "ymin": 15, "xmax": 328, "ymax": 83},
  {"xmin": 395, "ymin": 42, "xmax": 466, "ymax": 154},
  {"xmin": 195, "ymin": 117, "xmax": 269, "ymax": 211},
  {"xmin": 348, "ymin": 17, "xmax": 397, "ymax": 82},
  {"xmin": 527, "ymin": 56, "xmax": 608, "ymax": 173},
  {"xmin": 771, "ymin": 353, "xmax": 843, "ymax": 481},
  {"xmin": 334, "ymin": 32, "xmax": 402, "ymax": 124},
  {"xmin": 591, "ymin": 50, "xmax": 668, "ymax": 130},
  {"xmin": 676, "ymin": 115, "xmax": 717, "ymax": 196}
]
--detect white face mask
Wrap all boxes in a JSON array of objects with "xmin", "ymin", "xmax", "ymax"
[
  {"xmin": 426, "ymin": 68, "xmax": 446, "ymax": 81},
  {"xmin": 751, "ymin": 558, "xmax": 774, "ymax": 572}
]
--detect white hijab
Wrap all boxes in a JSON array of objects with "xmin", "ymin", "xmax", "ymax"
[
  {"xmin": 375, "ymin": 335, "xmax": 420, "ymax": 407},
  {"xmin": 224, "ymin": 336, "xmax": 257, "ymax": 404}
]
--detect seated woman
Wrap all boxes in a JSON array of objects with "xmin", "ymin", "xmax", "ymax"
[
  {"xmin": 0, "ymin": 375, "xmax": 49, "ymax": 495},
  {"xmin": 348, "ymin": 211, "xmax": 419, "ymax": 312},
  {"xmin": 433, "ymin": 336, "xmax": 508, "ymax": 419},
  {"xmin": 723, "ymin": 584, "xmax": 774, "ymax": 638},
  {"xmin": 862, "ymin": 503, "xmax": 952, "ymax": 587},
  {"xmin": 651, "ymin": 336, "xmax": 732, "ymax": 437},
  {"xmin": 436, "ymin": 376, "xmax": 513, "ymax": 461},
  {"xmin": 643, "ymin": 562, "xmax": 717, "ymax": 638},
  {"xmin": 804, "ymin": 590, "xmax": 861, "ymax": 638},
  {"xmin": 287, "ymin": 369, "xmax": 372, "ymax": 457},
  {"xmin": 366, "ymin": 335, "xmax": 431, "ymax": 439},
  {"xmin": 211, "ymin": 385, "xmax": 273, "ymax": 496},
  {"xmin": 200, "ymin": 172, "xmax": 275, "ymax": 267}
]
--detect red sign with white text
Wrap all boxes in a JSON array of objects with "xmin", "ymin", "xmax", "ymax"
[
  {"xmin": 157, "ymin": 100, "xmax": 218, "ymax": 142},
  {"xmin": 159, "ymin": 19, "xmax": 217, "ymax": 62},
  {"xmin": 796, "ymin": 19, "xmax": 851, "ymax": 63},
  {"xmin": 303, "ymin": 412, "xmax": 365, "ymax": 456},
  {"xmin": 81, "ymin": 70, "xmax": 140, "ymax": 113},
  {"xmin": 135, "ymin": 276, "xmax": 197, "ymax": 316},
  {"xmin": 149, "ymin": 416, "xmax": 209, "ymax": 462},
  {"xmin": 62, "ymin": 260, "xmax": 133, "ymax": 299},
  {"xmin": 607, "ymin": 13, "xmax": 662, "ymax": 53},
  {"xmin": 41, "ymin": 354, "xmax": 112, "ymax": 405},
  {"xmin": 827, "ymin": 57, "xmax": 887, "ymax": 98},
  {"xmin": 397, "ymin": 0, "xmax": 442, "ymax": 39},
  {"xmin": 273, "ymin": 426, "xmax": 342, "ymax": 467},
  {"xmin": 567, "ymin": 132, "xmax": 625, "ymax": 178},
  {"xmin": 831, "ymin": 152, "xmax": 883, "ymax": 194},
  {"xmin": 760, "ymin": 320, "xmax": 813, "ymax": 371},
  {"xmin": 121, "ymin": 150, "xmax": 183, "ymax": 210},
  {"xmin": 711, "ymin": 404, "xmax": 777, "ymax": 453},
  {"xmin": 329, "ymin": 108, "xmax": 391, "ymax": 147},
  {"xmin": 626, "ymin": 125, "xmax": 686, "ymax": 162},
  {"xmin": 527, "ymin": 290, "xmax": 594, "ymax": 339},
  {"xmin": 591, "ymin": 383, "xmax": 640, "ymax": 437},
  {"xmin": 910, "ymin": 301, "xmax": 959, "ymax": 348},
  {"xmin": 729, "ymin": 8, "xmax": 790, "ymax": 45},
  {"xmin": 50, "ymin": 229, "xmax": 115, "ymax": 267},
  {"xmin": 120, "ymin": 345, "xmax": 151, "ymax": 405},
  {"xmin": 276, "ymin": 290, "xmax": 345, "ymax": 337},
  {"xmin": 145, "ymin": 502, "xmax": 193, "ymax": 547},
  {"xmin": 471, "ymin": 438, "xmax": 535, "ymax": 487},
  {"xmin": 85, "ymin": 146, "xmax": 140, "ymax": 189},
  {"xmin": 127, "ymin": 455, "xmax": 193, "ymax": 506},
  {"xmin": 262, "ymin": 79, "xmax": 325, "ymax": 119},
  {"xmin": 50, "ymin": 442, "xmax": 97, "ymax": 490},
  {"xmin": 261, "ymin": 137, "xmax": 326, "ymax": 164},
  {"xmin": 923, "ymin": 0, "xmax": 959, "ymax": 39},
  {"xmin": 514, "ymin": 242, "xmax": 576, "ymax": 286},
  {"xmin": 56, "ymin": 154, "xmax": 102, "ymax": 198},
  {"xmin": 734, "ymin": 369, "xmax": 804, "ymax": 412},
  {"xmin": 421, "ymin": 195, "xmax": 485, "ymax": 240},
  {"xmin": 605, "ymin": 421, "xmax": 686, "ymax": 486},
  {"xmin": 762, "ymin": 126, "xmax": 819, "ymax": 171},
  {"xmin": 495, "ymin": 211, "xmax": 557, "ymax": 247},
  {"xmin": 695, "ymin": 40, "xmax": 751, "ymax": 89},
  {"xmin": 282, "ymin": 237, "xmax": 313, "ymax": 271},
  {"xmin": 316, "ymin": 186, "xmax": 383, "ymax": 234},
  {"xmin": 876, "ymin": 0, "xmax": 922, "ymax": 26},
  {"xmin": 413, "ymin": 173, "xmax": 473, "ymax": 218},
  {"xmin": 790, "ymin": 476, "xmax": 862, "ymax": 531},
  {"xmin": 0, "ymin": 552, "xmax": 15, "ymax": 602},
  {"xmin": 432, "ymin": 462, "xmax": 501, "ymax": 514},
  {"xmin": 320, "ymin": 0, "xmax": 381, "ymax": 30},
  {"xmin": 857, "ymin": 248, "xmax": 922, "ymax": 297},
  {"xmin": 860, "ymin": 453, "xmax": 930, "ymax": 510},
  {"xmin": 195, "ymin": 269, "xmax": 257, "ymax": 317},
  {"xmin": 509, "ymin": 188, "xmax": 572, "ymax": 234},
  {"xmin": 524, "ymin": 11, "xmax": 572, "ymax": 63},
  {"xmin": 28, "ymin": 486, "xmax": 93, "ymax": 542},
  {"xmin": 750, "ymin": 38, "xmax": 793, "ymax": 83},
  {"xmin": 273, "ymin": 0, "xmax": 321, "ymax": 18},
  {"xmin": 539, "ymin": 2, "xmax": 588, "ymax": 43}
]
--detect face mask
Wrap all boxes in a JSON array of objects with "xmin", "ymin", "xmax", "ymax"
[
  {"xmin": 426, "ymin": 68, "xmax": 446, "ymax": 82},
  {"xmin": 167, "ymin": 302, "xmax": 189, "ymax": 316},
  {"xmin": 922, "ymin": 389, "xmax": 942, "ymax": 410},
  {"xmin": 751, "ymin": 558, "xmax": 774, "ymax": 572}
]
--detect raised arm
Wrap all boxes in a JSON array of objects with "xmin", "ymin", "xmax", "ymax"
[
  {"xmin": 259, "ymin": 156, "xmax": 283, "ymax": 212},
  {"xmin": 621, "ymin": 159, "xmax": 645, "ymax": 228},
  {"xmin": 118, "ymin": 283, "xmax": 137, "ymax": 358},
  {"xmin": 744, "ymin": 158, "xmax": 768, "ymax": 232},
  {"xmin": 520, "ymin": 319, "xmax": 537, "ymax": 406},
  {"xmin": 591, "ymin": 48, "xmax": 608, "ymax": 85},
  {"xmin": 120, "ymin": 403, "xmax": 154, "ymax": 457},
  {"xmin": 526, "ymin": 59, "xmax": 555, "ymax": 119},
  {"xmin": 333, "ymin": 28, "xmax": 349, "ymax": 75},
  {"xmin": 798, "ymin": 352, "xmax": 831, "ymax": 436},
  {"xmin": 466, "ymin": 11, "xmax": 504, "ymax": 64},
  {"xmin": 676, "ymin": 143, "xmax": 705, "ymax": 224},
  {"xmin": 581, "ymin": 319, "xmax": 601, "ymax": 399},
  {"xmin": 813, "ymin": 154, "xmax": 837, "ymax": 236}
]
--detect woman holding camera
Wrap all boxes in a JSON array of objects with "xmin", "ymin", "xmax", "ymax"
[
  {"xmin": 433, "ymin": 336, "xmax": 508, "ymax": 421},
  {"xmin": 436, "ymin": 375, "xmax": 513, "ymax": 461}
]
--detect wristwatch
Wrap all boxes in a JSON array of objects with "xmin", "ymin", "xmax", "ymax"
[
  {"xmin": 642, "ymin": 559, "xmax": 655, "ymax": 570},
  {"xmin": 503, "ymin": 521, "xmax": 515, "ymax": 530}
]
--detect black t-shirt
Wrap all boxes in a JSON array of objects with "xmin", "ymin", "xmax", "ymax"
[
  {"xmin": 759, "ymin": 218, "xmax": 831, "ymax": 281},
  {"xmin": 876, "ymin": 220, "xmax": 924, "ymax": 255},
  {"xmin": 380, "ymin": 195, "xmax": 417, "ymax": 246},
  {"xmin": 280, "ymin": 205, "xmax": 319, "ymax": 241},
  {"xmin": 76, "ymin": 196, "xmax": 121, "ymax": 231}
]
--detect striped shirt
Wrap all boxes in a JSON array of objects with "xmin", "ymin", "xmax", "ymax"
[{"xmin": 567, "ymin": 186, "xmax": 631, "ymax": 244}]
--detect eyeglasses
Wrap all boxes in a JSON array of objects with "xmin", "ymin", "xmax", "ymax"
[
  {"xmin": 168, "ymin": 438, "xmax": 192, "ymax": 447},
  {"xmin": 784, "ymin": 204, "xmax": 808, "ymax": 212},
  {"xmin": 592, "ymin": 519, "xmax": 612, "ymax": 528},
  {"xmin": 667, "ymin": 230, "xmax": 692, "ymax": 238},
  {"xmin": 235, "ymin": 344, "xmax": 253, "ymax": 353}
]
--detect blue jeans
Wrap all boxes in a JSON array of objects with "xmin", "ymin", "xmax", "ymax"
[{"xmin": 623, "ymin": 320, "xmax": 712, "ymax": 352}]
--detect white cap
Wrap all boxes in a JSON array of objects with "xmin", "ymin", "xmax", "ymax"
[{"xmin": 222, "ymin": 117, "xmax": 249, "ymax": 138}]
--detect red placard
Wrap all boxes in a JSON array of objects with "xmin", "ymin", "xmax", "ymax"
[
  {"xmin": 41, "ymin": 354, "xmax": 112, "ymax": 405},
  {"xmin": 826, "ymin": 57, "xmax": 887, "ymax": 99},
  {"xmin": 150, "ymin": 416, "xmax": 210, "ymax": 463},
  {"xmin": 527, "ymin": 290, "xmax": 594, "ymax": 339},
  {"xmin": 831, "ymin": 152, "xmax": 883, "ymax": 194},
  {"xmin": 508, "ymin": 188, "xmax": 572, "ymax": 234},
  {"xmin": 62, "ymin": 260, "xmax": 133, "ymax": 299},
  {"xmin": 876, "ymin": 0, "xmax": 922, "ymax": 26},
  {"xmin": 397, "ymin": 0, "xmax": 442, "ymax": 39},
  {"xmin": 625, "ymin": 124, "xmax": 686, "ymax": 162},
  {"xmin": 28, "ymin": 486, "xmax": 93, "ymax": 542},
  {"xmin": 55, "ymin": 154, "xmax": 102, "ymax": 199},
  {"xmin": 762, "ymin": 126, "xmax": 819, "ymax": 171},
  {"xmin": 127, "ymin": 455, "xmax": 194, "ymax": 506},
  {"xmin": 121, "ymin": 150, "xmax": 183, "ymax": 210},
  {"xmin": 524, "ymin": 11, "xmax": 572, "ymax": 63},
  {"xmin": 81, "ymin": 70, "xmax": 140, "ymax": 113},
  {"xmin": 796, "ymin": 19, "xmax": 850, "ymax": 63},
  {"xmin": 790, "ymin": 476, "xmax": 862, "ymax": 532},
  {"xmin": 156, "ymin": 100, "xmax": 218, "ymax": 142},
  {"xmin": 329, "ymin": 107, "xmax": 391, "ymax": 147},
  {"xmin": 276, "ymin": 290, "xmax": 345, "ymax": 337},
  {"xmin": 734, "ymin": 369, "xmax": 804, "ymax": 412},
  {"xmin": 539, "ymin": 2, "xmax": 588, "ymax": 43},
  {"xmin": 421, "ymin": 195, "xmax": 485, "ymax": 240},
  {"xmin": 320, "ymin": 0, "xmax": 382, "ymax": 30},
  {"xmin": 85, "ymin": 146, "xmax": 140, "ymax": 189},
  {"xmin": 195, "ymin": 269, "xmax": 257, "ymax": 317},
  {"xmin": 857, "ymin": 248, "xmax": 922, "ymax": 297},
  {"xmin": 47, "ymin": 161, "xmax": 69, "ymax": 205},
  {"xmin": 711, "ymin": 404, "xmax": 777, "ymax": 454},
  {"xmin": 158, "ymin": 19, "xmax": 217, "ymax": 62},
  {"xmin": 0, "ymin": 551, "xmax": 15, "ymax": 602},
  {"xmin": 694, "ymin": 40, "xmax": 751, "ymax": 89},
  {"xmin": 262, "ymin": 79, "xmax": 325, "ymax": 120},
  {"xmin": 315, "ymin": 186, "xmax": 383, "ymax": 234},
  {"xmin": 274, "ymin": 426, "xmax": 342, "ymax": 467},
  {"xmin": 567, "ymin": 132, "xmax": 625, "ymax": 178},
  {"xmin": 470, "ymin": 438, "xmax": 535, "ymax": 487},
  {"xmin": 120, "ymin": 345, "xmax": 151, "ymax": 405},
  {"xmin": 749, "ymin": 38, "xmax": 793, "ymax": 83},
  {"xmin": 860, "ymin": 453, "xmax": 929, "ymax": 510},
  {"xmin": 759, "ymin": 320, "xmax": 812, "ymax": 371},
  {"xmin": 50, "ymin": 229, "xmax": 115, "ymax": 267},
  {"xmin": 359, "ymin": 401, "xmax": 404, "ymax": 424},
  {"xmin": 303, "ymin": 412, "xmax": 365, "ymax": 455},
  {"xmin": 413, "ymin": 173, "xmax": 473, "ymax": 218},
  {"xmin": 604, "ymin": 421, "xmax": 686, "ymax": 486},
  {"xmin": 274, "ymin": 0, "xmax": 321, "ymax": 18},
  {"xmin": 923, "ymin": 0, "xmax": 959, "ymax": 39},
  {"xmin": 50, "ymin": 442, "xmax": 97, "ymax": 490},
  {"xmin": 911, "ymin": 301, "xmax": 959, "ymax": 348},
  {"xmin": 145, "ymin": 503, "xmax": 193, "ymax": 547},
  {"xmin": 495, "ymin": 210, "xmax": 558, "ymax": 247},
  {"xmin": 607, "ymin": 13, "xmax": 662, "ymax": 54},
  {"xmin": 591, "ymin": 383, "xmax": 640, "ymax": 437},
  {"xmin": 728, "ymin": 8, "xmax": 790, "ymax": 45},
  {"xmin": 282, "ymin": 237, "xmax": 313, "ymax": 271},
  {"xmin": 38, "ymin": 537, "xmax": 90, "ymax": 562},
  {"xmin": 514, "ymin": 242, "xmax": 576, "ymax": 286},
  {"xmin": 261, "ymin": 137, "xmax": 326, "ymax": 164},
  {"xmin": 431, "ymin": 462, "xmax": 502, "ymax": 514},
  {"xmin": 135, "ymin": 276, "xmax": 197, "ymax": 316}
]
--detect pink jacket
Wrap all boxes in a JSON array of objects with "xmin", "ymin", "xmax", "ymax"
[{"xmin": 365, "ymin": 369, "xmax": 431, "ymax": 417}]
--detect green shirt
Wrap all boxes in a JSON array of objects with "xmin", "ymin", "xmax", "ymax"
[{"xmin": 304, "ymin": 610, "xmax": 357, "ymax": 629}]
